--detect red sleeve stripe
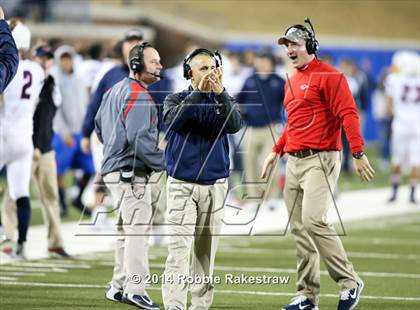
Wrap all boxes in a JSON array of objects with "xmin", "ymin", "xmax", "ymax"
[{"xmin": 123, "ymin": 82, "xmax": 145, "ymax": 119}]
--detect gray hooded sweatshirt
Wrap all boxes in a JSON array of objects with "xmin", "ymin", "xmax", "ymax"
[{"xmin": 53, "ymin": 45, "xmax": 88, "ymax": 137}]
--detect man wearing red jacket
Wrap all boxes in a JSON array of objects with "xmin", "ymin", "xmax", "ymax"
[{"xmin": 261, "ymin": 19, "xmax": 374, "ymax": 310}]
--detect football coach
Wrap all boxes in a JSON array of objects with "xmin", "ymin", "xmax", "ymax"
[
  {"xmin": 161, "ymin": 48, "xmax": 242, "ymax": 310},
  {"xmin": 261, "ymin": 19, "xmax": 375, "ymax": 310}
]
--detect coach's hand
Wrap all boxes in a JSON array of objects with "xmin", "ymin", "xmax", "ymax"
[
  {"xmin": 208, "ymin": 67, "xmax": 224, "ymax": 95},
  {"xmin": 197, "ymin": 72, "xmax": 212, "ymax": 93},
  {"xmin": 353, "ymin": 154, "xmax": 375, "ymax": 182},
  {"xmin": 33, "ymin": 148, "xmax": 41, "ymax": 161},
  {"xmin": 81, "ymin": 137, "xmax": 91, "ymax": 154},
  {"xmin": 0, "ymin": 7, "xmax": 4, "ymax": 20},
  {"xmin": 63, "ymin": 135, "xmax": 75, "ymax": 147},
  {"xmin": 261, "ymin": 152, "xmax": 278, "ymax": 179}
]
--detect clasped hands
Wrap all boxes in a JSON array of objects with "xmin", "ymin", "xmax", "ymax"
[{"xmin": 197, "ymin": 67, "xmax": 224, "ymax": 95}]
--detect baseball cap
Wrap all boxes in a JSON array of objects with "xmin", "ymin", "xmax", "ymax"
[
  {"xmin": 278, "ymin": 26, "xmax": 310, "ymax": 45},
  {"xmin": 33, "ymin": 45, "xmax": 54, "ymax": 59},
  {"xmin": 255, "ymin": 48, "xmax": 276, "ymax": 64},
  {"xmin": 124, "ymin": 28, "xmax": 143, "ymax": 41}
]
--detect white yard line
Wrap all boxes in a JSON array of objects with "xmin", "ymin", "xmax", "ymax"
[
  {"xmin": 0, "ymin": 266, "xmax": 68, "ymax": 273},
  {"xmin": 0, "ymin": 277, "xmax": 18, "ymax": 281},
  {"xmin": 220, "ymin": 236, "xmax": 420, "ymax": 246},
  {"xmin": 1, "ymin": 281, "xmax": 419, "ymax": 302},
  {"xmin": 217, "ymin": 247, "xmax": 418, "ymax": 260},
  {"xmin": 146, "ymin": 263, "xmax": 420, "ymax": 279},
  {"xmin": 0, "ymin": 272, "xmax": 46, "ymax": 276},
  {"xmin": 342, "ymin": 237, "xmax": 419, "ymax": 246},
  {"xmin": 11, "ymin": 262, "xmax": 91, "ymax": 269}
]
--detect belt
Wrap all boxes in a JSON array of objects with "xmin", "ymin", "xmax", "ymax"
[
  {"xmin": 120, "ymin": 167, "xmax": 150, "ymax": 182},
  {"xmin": 288, "ymin": 149, "xmax": 324, "ymax": 158}
]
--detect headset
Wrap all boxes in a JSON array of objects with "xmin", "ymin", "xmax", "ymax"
[
  {"xmin": 284, "ymin": 17, "xmax": 319, "ymax": 55},
  {"xmin": 129, "ymin": 41, "xmax": 153, "ymax": 73},
  {"xmin": 183, "ymin": 48, "xmax": 223, "ymax": 80}
]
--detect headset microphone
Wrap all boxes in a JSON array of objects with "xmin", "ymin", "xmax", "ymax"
[
  {"xmin": 145, "ymin": 71, "xmax": 164, "ymax": 79},
  {"xmin": 304, "ymin": 17, "xmax": 316, "ymax": 35},
  {"xmin": 302, "ymin": 17, "xmax": 319, "ymax": 54}
]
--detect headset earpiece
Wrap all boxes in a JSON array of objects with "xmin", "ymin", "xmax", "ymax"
[
  {"xmin": 183, "ymin": 48, "xmax": 222, "ymax": 80},
  {"xmin": 284, "ymin": 19, "xmax": 319, "ymax": 55},
  {"xmin": 303, "ymin": 17, "xmax": 319, "ymax": 54},
  {"xmin": 129, "ymin": 42, "xmax": 152, "ymax": 73}
]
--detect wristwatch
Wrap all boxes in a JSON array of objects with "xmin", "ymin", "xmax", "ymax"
[{"xmin": 352, "ymin": 151, "xmax": 364, "ymax": 159}]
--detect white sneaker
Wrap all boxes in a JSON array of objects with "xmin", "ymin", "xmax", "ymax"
[
  {"xmin": 122, "ymin": 292, "xmax": 160, "ymax": 309},
  {"xmin": 105, "ymin": 283, "xmax": 123, "ymax": 302},
  {"xmin": 90, "ymin": 205, "xmax": 112, "ymax": 231}
]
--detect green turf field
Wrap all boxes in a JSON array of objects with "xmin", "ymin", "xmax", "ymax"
[{"xmin": 0, "ymin": 214, "xmax": 419, "ymax": 310}]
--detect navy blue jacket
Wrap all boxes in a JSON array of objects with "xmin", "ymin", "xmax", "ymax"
[
  {"xmin": 0, "ymin": 20, "xmax": 18, "ymax": 93},
  {"xmin": 237, "ymin": 72, "xmax": 285, "ymax": 127},
  {"xmin": 163, "ymin": 87, "xmax": 243, "ymax": 185},
  {"xmin": 82, "ymin": 65, "xmax": 170, "ymax": 138}
]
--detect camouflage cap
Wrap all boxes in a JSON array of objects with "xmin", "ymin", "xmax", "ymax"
[{"xmin": 278, "ymin": 26, "xmax": 310, "ymax": 45}]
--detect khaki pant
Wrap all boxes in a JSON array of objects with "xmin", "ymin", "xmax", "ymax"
[
  {"xmin": 1, "ymin": 151, "xmax": 63, "ymax": 248},
  {"xmin": 162, "ymin": 177, "xmax": 228, "ymax": 310},
  {"xmin": 104, "ymin": 171, "xmax": 153, "ymax": 295},
  {"xmin": 243, "ymin": 124, "xmax": 279, "ymax": 199},
  {"xmin": 283, "ymin": 151, "xmax": 359, "ymax": 305},
  {"xmin": 149, "ymin": 171, "xmax": 166, "ymax": 225}
]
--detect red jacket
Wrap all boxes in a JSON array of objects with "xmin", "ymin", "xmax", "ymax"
[{"xmin": 273, "ymin": 58, "xmax": 364, "ymax": 156}]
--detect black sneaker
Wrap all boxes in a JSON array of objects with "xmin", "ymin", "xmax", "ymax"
[
  {"xmin": 122, "ymin": 293, "xmax": 160, "ymax": 310},
  {"xmin": 72, "ymin": 198, "xmax": 92, "ymax": 217},
  {"xmin": 15, "ymin": 242, "xmax": 26, "ymax": 260},
  {"xmin": 281, "ymin": 295, "xmax": 318, "ymax": 310},
  {"xmin": 388, "ymin": 195, "xmax": 396, "ymax": 203},
  {"xmin": 337, "ymin": 280, "xmax": 364, "ymax": 310},
  {"xmin": 48, "ymin": 247, "xmax": 71, "ymax": 258}
]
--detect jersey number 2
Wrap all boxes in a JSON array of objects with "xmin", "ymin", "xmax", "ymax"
[{"xmin": 20, "ymin": 70, "xmax": 33, "ymax": 99}]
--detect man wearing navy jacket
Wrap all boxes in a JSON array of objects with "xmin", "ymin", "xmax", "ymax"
[
  {"xmin": 0, "ymin": 6, "xmax": 18, "ymax": 93},
  {"xmin": 162, "ymin": 48, "xmax": 242, "ymax": 310},
  {"xmin": 237, "ymin": 50, "xmax": 285, "ymax": 201}
]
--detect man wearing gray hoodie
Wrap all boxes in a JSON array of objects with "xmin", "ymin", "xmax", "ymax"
[{"xmin": 52, "ymin": 45, "xmax": 94, "ymax": 217}]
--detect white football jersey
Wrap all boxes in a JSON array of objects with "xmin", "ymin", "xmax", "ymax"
[
  {"xmin": 0, "ymin": 59, "xmax": 45, "ymax": 137},
  {"xmin": 385, "ymin": 73, "xmax": 420, "ymax": 126}
]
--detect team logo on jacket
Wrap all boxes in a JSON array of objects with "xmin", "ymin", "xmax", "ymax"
[{"xmin": 300, "ymin": 84, "xmax": 309, "ymax": 90}]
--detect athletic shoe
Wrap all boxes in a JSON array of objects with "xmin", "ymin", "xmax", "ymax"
[
  {"xmin": 48, "ymin": 247, "xmax": 71, "ymax": 258},
  {"xmin": 72, "ymin": 198, "xmax": 92, "ymax": 217},
  {"xmin": 122, "ymin": 293, "xmax": 160, "ymax": 309},
  {"xmin": 281, "ymin": 295, "xmax": 318, "ymax": 310},
  {"xmin": 337, "ymin": 280, "xmax": 364, "ymax": 310},
  {"xmin": 387, "ymin": 195, "xmax": 396, "ymax": 203},
  {"xmin": 105, "ymin": 284, "xmax": 123, "ymax": 302},
  {"xmin": 167, "ymin": 306, "xmax": 183, "ymax": 310},
  {"xmin": 14, "ymin": 242, "xmax": 26, "ymax": 260}
]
